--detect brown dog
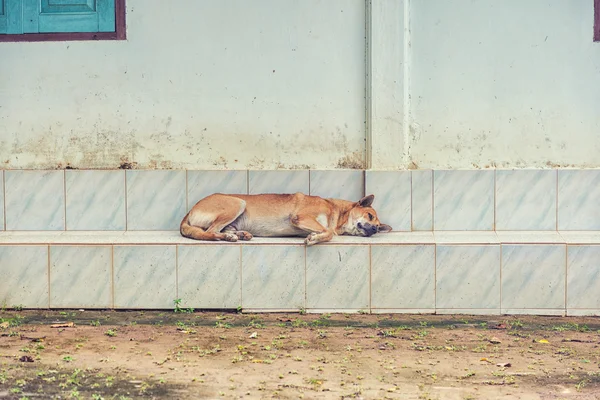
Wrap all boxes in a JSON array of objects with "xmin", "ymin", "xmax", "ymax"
[{"xmin": 180, "ymin": 193, "xmax": 392, "ymax": 245}]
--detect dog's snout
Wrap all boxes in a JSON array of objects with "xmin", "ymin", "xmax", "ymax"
[{"xmin": 370, "ymin": 225, "xmax": 377, "ymax": 234}]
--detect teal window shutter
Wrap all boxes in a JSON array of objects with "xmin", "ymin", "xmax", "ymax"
[
  {"xmin": 1, "ymin": 0, "xmax": 116, "ymax": 34},
  {"xmin": 0, "ymin": 0, "xmax": 6, "ymax": 34},
  {"xmin": 1, "ymin": 0, "xmax": 24, "ymax": 34}
]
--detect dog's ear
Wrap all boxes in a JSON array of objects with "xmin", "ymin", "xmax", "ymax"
[
  {"xmin": 357, "ymin": 194, "xmax": 374, "ymax": 207},
  {"xmin": 378, "ymin": 224, "xmax": 392, "ymax": 233}
]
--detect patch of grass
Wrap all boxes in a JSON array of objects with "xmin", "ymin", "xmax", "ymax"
[
  {"xmin": 552, "ymin": 323, "xmax": 589, "ymax": 332},
  {"xmin": 173, "ymin": 298, "xmax": 194, "ymax": 314},
  {"xmin": 214, "ymin": 321, "xmax": 232, "ymax": 329},
  {"xmin": 104, "ymin": 329, "xmax": 117, "ymax": 337},
  {"xmin": 0, "ymin": 314, "xmax": 25, "ymax": 328},
  {"xmin": 460, "ymin": 371, "xmax": 476, "ymax": 379},
  {"xmin": 510, "ymin": 319, "xmax": 524, "ymax": 328}
]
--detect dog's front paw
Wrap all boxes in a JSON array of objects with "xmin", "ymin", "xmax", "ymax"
[
  {"xmin": 223, "ymin": 233, "xmax": 238, "ymax": 242},
  {"xmin": 304, "ymin": 232, "xmax": 319, "ymax": 246}
]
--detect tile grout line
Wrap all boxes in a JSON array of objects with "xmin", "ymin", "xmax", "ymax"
[
  {"xmin": 555, "ymin": 169, "xmax": 559, "ymax": 231},
  {"xmin": 368, "ymin": 244, "xmax": 372, "ymax": 313},
  {"xmin": 239, "ymin": 245, "xmax": 243, "ymax": 309},
  {"xmin": 63, "ymin": 170, "xmax": 67, "ymax": 231},
  {"xmin": 362, "ymin": 170, "xmax": 366, "ymax": 198},
  {"xmin": 410, "ymin": 171, "xmax": 414, "ymax": 231},
  {"xmin": 111, "ymin": 245, "xmax": 115, "ymax": 309},
  {"xmin": 246, "ymin": 170, "xmax": 249, "ymax": 195},
  {"xmin": 175, "ymin": 245, "xmax": 179, "ymax": 301},
  {"xmin": 493, "ymin": 169, "xmax": 496, "ymax": 230},
  {"xmin": 304, "ymin": 245, "xmax": 307, "ymax": 311},
  {"xmin": 499, "ymin": 243, "xmax": 503, "ymax": 312},
  {"xmin": 433, "ymin": 243, "xmax": 437, "ymax": 312},
  {"xmin": 124, "ymin": 171, "xmax": 128, "ymax": 231},
  {"xmin": 430, "ymin": 170, "xmax": 434, "ymax": 231},
  {"xmin": 3, "ymin": 170, "xmax": 6, "ymax": 231},
  {"xmin": 47, "ymin": 245, "xmax": 51, "ymax": 309},
  {"xmin": 564, "ymin": 244, "xmax": 568, "ymax": 315},
  {"xmin": 185, "ymin": 170, "xmax": 188, "ymax": 214}
]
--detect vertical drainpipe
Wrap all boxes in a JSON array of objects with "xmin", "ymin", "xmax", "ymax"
[
  {"xmin": 365, "ymin": 0, "xmax": 410, "ymax": 170},
  {"xmin": 403, "ymin": 0, "xmax": 411, "ymax": 167},
  {"xmin": 365, "ymin": 0, "xmax": 373, "ymax": 170}
]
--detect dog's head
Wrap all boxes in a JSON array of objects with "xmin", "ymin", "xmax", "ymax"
[{"xmin": 344, "ymin": 195, "xmax": 392, "ymax": 237}]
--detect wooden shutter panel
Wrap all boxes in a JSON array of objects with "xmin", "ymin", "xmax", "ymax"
[
  {"xmin": 0, "ymin": 0, "xmax": 24, "ymax": 34},
  {"xmin": 0, "ymin": 0, "xmax": 6, "ymax": 34},
  {"xmin": 23, "ymin": 0, "xmax": 115, "ymax": 33}
]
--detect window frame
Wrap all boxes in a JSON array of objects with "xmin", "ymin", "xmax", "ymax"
[
  {"xmin": 595, "ymin": 0, "xmax": 600, "ymax": 42},
  {"xmin": 0, "ymin": 0, "xmax": 125, "ymax": 42}
]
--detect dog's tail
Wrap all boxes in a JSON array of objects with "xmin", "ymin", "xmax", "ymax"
[{"xmin": 180, "ymin": 213, "xmax": 219, "ymax": 241}]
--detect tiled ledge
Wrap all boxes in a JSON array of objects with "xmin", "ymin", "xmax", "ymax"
[
  {"xmin": 1, "ymin": 230, "xmax": 599, "ymax": 315},
  {"xmin": 0, "ymin": 230, "xmax": 598, "ymax": 245}
]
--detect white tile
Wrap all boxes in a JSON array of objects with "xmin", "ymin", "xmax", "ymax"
[
  {"xmin": 433, "ymin": 170, "xmax": 494, "ymax": 230},
  {"xmin": 501, "ymin": 245, "xmax": 566, "ymax": 309},
  {"xmin": 5, "ymin": 170, "xmax": 65, "ymax": 230},
  {"xmin": 558, "ymin": 170, "xmax": 600, "ymax": 230},
  {"xmin": 365, "ymin": 171, "xmax": 411, "ymax": 231},
  {"xmin": 187, "ymin": 170, "xmax": 248, "ymax": 207},
  {"xmin": 371, "ymin": 245, "xmax": 435, "ymax": 309},
  {"xmin": 436, "ymin": 245, "xmax": 501, "ymax": 309},
  {"xmin": 306, "ymin": 246, "xmax": 369, "ymax": 309},
  {"xmin": 126, "ymin": 171, "xmax": 187, "ymax": 230},
  {"xmin": 434, "ymin": 231, "xmax": 499, "ymax": 244},
  {"xmin": 367, "ymin": 231, "xmax": 435, "ymax": 244},
  {"xmin": 248, "ymin": 170, "xmax": 309, "ymax": 195},
  {"xmin": 412, "ymin": 170, "xmax": 432, "ymax": 231},
  {"xmin": 501, "ymin": 309, "xmax": 566, "ymax": 316},
  {"xmin": 113, "ymin": 246, "xmax": 177, "ymax": 308},
  {"xmin": 567, "ymin": 245, "xmax": 600, "ymax": 309},
  {"xmin": 496, "ymin": 231, "xmax": 565, "ymax": 244},
  {"xmin": 66, "ymin": 170, "xmax": 126, "ymax": 231},
  {"xmin": 57, "ymin": 231, "xmax": 125, "ymax": 244},
  {"xmin": 0, "ymin": 231, "xmax": 64, "ymax": 244},
  {"xmin": 50, "ymin": 246, "xmax": 112, "ymax": 308},
  {"xmin": 559, "ymin": 231, "xmax": 600, "ymax": 244},
  {"xmin": 0, "ymin": 246, "xmax": 48, "ymax": 308},
  {"xmin": 436, "ymin": 309, "xmax": 501, "ymax": 315},
  {"xmin": 567, "ymin": 309, "xmax": 600, "ymax": 317},
  {"xmin": 178, "ymin": 245, "xmax": 241, "ymax": 309},
  {"xmin": 118, "ymin": 231, "xmax": 187, "ymax": 244},
  {"xmin": 371, "ymin": 309, "xmax": 435, "ymax": 314},
  {"xmin": 0, "ymin": 231, "xmax": 439, "ymax": 246},
  {"xmin": 241, "ymin": 246, "xmax": 305, "ymax": 310},
  {"xmin": 495, "ymin": 170, "xmax": 556, "ymax": 230},
  {"xmin": 310, "ymin": 170, "xmax": 364, "ymax": 201}
]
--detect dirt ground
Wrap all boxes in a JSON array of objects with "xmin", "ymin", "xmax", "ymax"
[{"xmin": 1, "ymin": 310, "xmax": 600, "ymax": 399}]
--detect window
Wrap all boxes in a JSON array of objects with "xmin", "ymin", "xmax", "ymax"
[{"xmin": 0, "ymin": 0, "xmax": 125, "ymax": 42}]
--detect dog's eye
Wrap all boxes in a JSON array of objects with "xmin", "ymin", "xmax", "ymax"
[{"xmin": 368, "ymin": 213, "xmax": 373, "ymax": 221}]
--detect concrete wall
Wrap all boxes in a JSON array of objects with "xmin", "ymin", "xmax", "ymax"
[
  {"xmin": 1, "ymin": 0, "xmax": 599, "ymax": 170},
  {"xmin": 409, "ymin": 0, "xmax": 600, "ymax": 169},
  {"xmin": 0, "ymin": 0, "xmax": 366, "ymax": 170}
]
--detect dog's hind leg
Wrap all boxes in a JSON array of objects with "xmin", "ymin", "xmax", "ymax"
[
  {"xmin": 223, "ymin": 227, "xmax": 253, "ymax": 241},
  {"xmin": 181, "ymin": 196, "xmax": 246, "ymax": 242}
]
